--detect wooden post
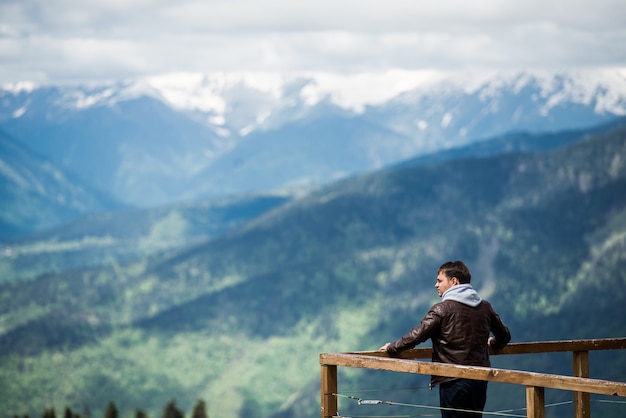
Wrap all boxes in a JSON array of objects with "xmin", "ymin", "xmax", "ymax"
[
  {"xmin": 526, "ymin": 386, "xmax": 545, "ymax": 418},
  {"xmin": 321, "ymin": 364, "xmax": 338, "ymax": 418},
  {"xmin": 573, "ymin": 350, "xmax": 591, "ymax": 418}
]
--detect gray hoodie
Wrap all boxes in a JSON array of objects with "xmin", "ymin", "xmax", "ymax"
[{"xmin": 442, "ymin": 283, "xmax": 482, "ymax": 307}]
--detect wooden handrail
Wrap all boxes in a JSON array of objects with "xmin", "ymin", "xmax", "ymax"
[
  {"xmin": 319, "ymin": 353, "xmax": 626, "ymax": 396},
  {"xmin": 320, "ymin": 338, "xmax": 626, "ymax": 418},
  {"xmin": 342, "ymin": 337, "xmax": 626, "ymax": 359}
]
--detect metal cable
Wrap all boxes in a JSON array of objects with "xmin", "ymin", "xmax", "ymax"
[{"xmin": 334, "ymin": 391, "xmax": 584, "ymax": 418}]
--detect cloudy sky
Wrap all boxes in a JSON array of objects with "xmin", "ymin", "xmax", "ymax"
[{"xmin": 1, "ymin": 0, "xmax": 625, "ymax": 85}]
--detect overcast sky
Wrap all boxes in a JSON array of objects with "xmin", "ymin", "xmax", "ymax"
[{"xmin": 1, "ymin": 0, "xmax": 625, "ymax": 85}]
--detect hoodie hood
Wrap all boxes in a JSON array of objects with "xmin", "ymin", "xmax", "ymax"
[{"xmin": 442, "ymin": 283, "xmax": 482, "ymax": 307}]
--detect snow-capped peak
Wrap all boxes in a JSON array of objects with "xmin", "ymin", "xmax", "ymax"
[
  {"xmin": 436, "ymin": 68, "xmax": 626, "ymax": 115},
  {"xmin": 131, "ymin": 70, "xmax": 445, "ymax": 114},
  {"xmin": 140, "ymin": 72, "xmax": 286, "ymax": 114}
]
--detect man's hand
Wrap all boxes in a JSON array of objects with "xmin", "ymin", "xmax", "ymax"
[
  {"xmin": 379, "ymin": 342, "xmax": 391, "ymax": 351},
  {"xmin": 488, "ymin": 337, "xmax": 495, "ymax": 347}
]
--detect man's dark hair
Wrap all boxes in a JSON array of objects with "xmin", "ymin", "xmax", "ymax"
[{"xmin": 438, "ymin": 260, "xmax": 471, "ymax": 284}]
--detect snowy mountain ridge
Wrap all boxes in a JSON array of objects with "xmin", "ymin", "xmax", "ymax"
[
  {"xmin": 2, "ymin": 67, "xmax": 626, "ymax": 208},
  {"xmin": 4, "ymin": 68, "xmax": 626, "ymax": 137}
]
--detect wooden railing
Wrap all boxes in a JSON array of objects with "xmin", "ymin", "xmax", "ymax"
[{"xmin": 320, "ymin": 337, "xmax": 626, "ymax": 418}]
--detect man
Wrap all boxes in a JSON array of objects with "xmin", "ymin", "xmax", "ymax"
[{"xmin": 379, "ymin": 260, "xmax": 511, "ymax": 418}]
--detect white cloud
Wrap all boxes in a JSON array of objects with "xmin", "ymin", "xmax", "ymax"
[{"xmin": 1, "ymin": 0, "xmax": 625, "ymax": 84}]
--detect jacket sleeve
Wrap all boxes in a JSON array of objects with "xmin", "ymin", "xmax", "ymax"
[
  {"xmin": 387, "ymin": 305, "xmax": 442, "ymax": 356},
  {"xmin": 488, "ymin": 307, "xmax": 511, "ymax": 350}
]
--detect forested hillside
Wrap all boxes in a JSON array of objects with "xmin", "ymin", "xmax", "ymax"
[
  {"xmin": 0, "ymin": 193, "xmax": 290, "ymax": 283},
  {"xmin": 1, "ymin": 122, "xmax": 625, "ymax": 418}
]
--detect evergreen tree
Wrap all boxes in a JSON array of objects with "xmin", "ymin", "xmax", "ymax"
[
  {"xmin": 161, "ymin": 400, "xmax": 184, "ymax": 418},
  {"xmin": 135, "ymin": 410, "xmax": 149, "ymax": 418},
  {"xmin": 63, "ymin": 406, "xmax": 73, "ymax": 418},
  {"xmin": 104, "ymin": 402, "xmax": 118, "ymax": 418},
  {"xmin": 42, "ymin": 408, "xmax": 56, "ymax": 418},
  {"xmin": 191, "ymin": 400, "xmax": 208, "ymax": 418}
]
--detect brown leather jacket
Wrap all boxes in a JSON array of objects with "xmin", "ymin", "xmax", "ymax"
[{"xmin": 387, "ymin": 299, "xmax": 511, "ymax": 386}]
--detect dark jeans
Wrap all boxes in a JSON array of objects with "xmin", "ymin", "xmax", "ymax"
[{"xmin": 439, "ymin": 378, "xmax": 488, "ymax": 418}]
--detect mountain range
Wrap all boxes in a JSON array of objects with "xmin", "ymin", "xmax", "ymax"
[
  {"xmin": 1, "ymin": 114, "xmax": 625, "ymax": 418},
  {"xmin": 1, "ymin": 69, "xmax": 625, "ymax": 218}
]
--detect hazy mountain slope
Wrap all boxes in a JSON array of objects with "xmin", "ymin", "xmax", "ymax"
[
  {"xmin": 0, "ymin": 193, "xmax": 290, "ymax": 283},
  {"xmin": 1, "ymin": 90, "xmax": 228, "ymax": 207},
  {"xmin": 185, "ymin": 112, "xmax": 410, "ymax": 196},
  {"xmin": 0, "ymin": 128, "xmax": 120, "ymax": 239},
  {"xmin": 1, "ymin": 123, "xmax": 625, "ymax": 418}
]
